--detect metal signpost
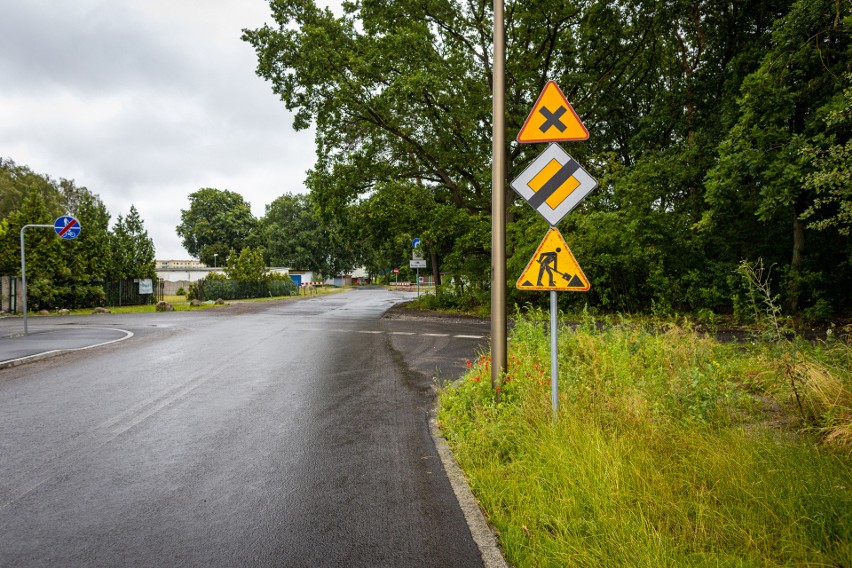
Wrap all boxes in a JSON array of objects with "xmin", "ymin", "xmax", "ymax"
[
  {"xmin": 20, "ymin": 216, "xmax": 81, "ymax": 335},
  {"xmin": 411, "ymin": 237, "xmax": 425, "ymax": 296},
  {"xmin": 491, "ymin": 0, "xmax": 507, "ymax": 391},
  {"xmin": 410, "ymin": 258, "xmax": 426, "ymax": 296},
  {"xmin": 513, "ymin": 81, "xmax": 595, "ymax": 419}
]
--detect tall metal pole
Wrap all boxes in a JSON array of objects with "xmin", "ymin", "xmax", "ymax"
[
  {"xmin": 491, "ymin": 0, "xmax": 507, "ymax": 390},
  {"xmin": 551, "ymin": 290, "xmax": 559, "ymax": 420},
  {"xmin": 20, "ymin": 226, "xmax": 28, "ymax": 335}
]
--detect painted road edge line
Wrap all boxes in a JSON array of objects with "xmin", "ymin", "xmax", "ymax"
[
  {"xmin": 0, "ymin": 328, "xmax": 134, "ymax": 370},
  {"xmin": 429, "ymin": 403, "xmax": 510, "ymax": 568}
]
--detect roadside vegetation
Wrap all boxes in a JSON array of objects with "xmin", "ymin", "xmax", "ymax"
[
  {"xmin": 1, "ymin": 159, "xmax": 156, "ymax": 310},
  {"xmin": 243, "ymin": 0, "xmax": 850, "ymax": 323},
  {"xmin": 13, "ymin": 285, "xmax": 345, "ymax": 317},
  {"xmin": 438, "ymin": 310, "xmax": 851, "ymax": 567}
]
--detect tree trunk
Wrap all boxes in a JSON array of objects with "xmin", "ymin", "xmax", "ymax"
[
  {"xmin": 788, "ymin": 210, "xmax": 806, "ymax": 312},
  {"xmin": 791, "ymin": 215, "xmax": 805, "ymax": 269},
  {"xmin": 431, "ymin": 251, "xmax": 441, "ymax": 291}
]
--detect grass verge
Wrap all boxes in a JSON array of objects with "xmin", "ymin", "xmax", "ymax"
[{"xmin": 438, "ymin": 313, "xmax": 852, "ymax": 567}]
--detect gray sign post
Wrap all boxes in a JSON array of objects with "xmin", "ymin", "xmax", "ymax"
[
  {"xmin": 20, "ymin": 217, "xmax": 81, "ymax": 335},
  {"xmin": 491, "ymin": 0, "xmax": 507, "ymax": 394}
]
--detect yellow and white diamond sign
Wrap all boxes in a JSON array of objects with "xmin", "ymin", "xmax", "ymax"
[{"xmin": 511, "ymin": 143, "xmax": 597, "ymax": 226}]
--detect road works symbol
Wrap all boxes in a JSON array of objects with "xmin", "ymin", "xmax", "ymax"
[
  {"xmin": 511, "ymin": 143, "xmax": 597, "ymax": 226},
  {"xmin": 517, "ymin": 228, "xmax": 590, "ymax": 292},
  {"xmin": 517, "ymin": 80, "xmax": 589, "ymax": 143}
]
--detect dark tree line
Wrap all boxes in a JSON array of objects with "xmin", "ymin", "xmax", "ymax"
[
  {"xmin": 243, "ymin": 0, "xmax": 850, "ymax": 319},
  {"xmin": 0, "ymin": 158, "xmax": 156, "ymax": 309}
]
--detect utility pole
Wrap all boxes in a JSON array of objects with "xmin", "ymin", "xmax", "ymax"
[{"xmin": 491, "ymin": 0, "xmax": 507, "ymax": 391}]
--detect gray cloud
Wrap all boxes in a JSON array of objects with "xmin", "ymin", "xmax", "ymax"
[{"xmin": 0, "ymin": 0, "xmax": 333, "ymax": 259}]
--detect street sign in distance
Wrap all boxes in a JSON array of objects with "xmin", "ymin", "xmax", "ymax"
[
  {"xmin": 511, "ymin": 143, "xmax": 597, "ymax": 227},
  {"xmin": 412, "ymin": 238, "xmax": 421, "ymax": 248},
  {"xmin": 409, "ymin": 259, "xmax": 427, "ymax": 269},
  {"xmin": 54, "ymin": 216, "xmax": 81, "ymax": 240},
  {"xmin": 516, "ymin": 228, "xmax": 590, "ymax": 292}
]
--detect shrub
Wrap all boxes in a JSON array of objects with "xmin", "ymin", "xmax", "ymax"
[{"xmin": 187, "ymin": 281, "xmax": 200, "ymax": 301}]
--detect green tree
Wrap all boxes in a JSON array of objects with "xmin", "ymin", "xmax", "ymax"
[
  {"xmin": 176, "ymin": 188, "xmax": 256, "ymax": 266},
  {"xmin": 257, "ymin": 193, "xmax": 324, "ymax": 270},
  {"xmin": 0, "ymin": 190, "xmax": 67, "ymax": 309},
  {"xmin": 0, "ymin": 158, "xmax": 63, "ymax": 220},
  {"xmin": 257, "ymin": 192, "xmax": 359, "ymax": 278},
  {"xmin": 242, "ymin": 0, "xmax": 513, "ymax": 286},
  {"xmin": 0, "ymin": 160, "xmax": 165, "ymax": 308},
  {"xmin": 67, "ymin": 190, "xmax": 113, "ymax": 281},
  {"xmin": 111, "ymin": 205, "xmax": 156, "ymax": 279},
  {"xmin": 224, "ymin": 246, "xmax": 267, "ymax": 281},
  {"xmin": 245, "ymin": 0, "xmax": 850, "ymax": 316},
  {"xmin": 800, "ymin": 74, "xmax": 852, "ymax": 236},
  {"xmin": 704, "ymin": 0, "xmax": 850, "ymax": 311}
]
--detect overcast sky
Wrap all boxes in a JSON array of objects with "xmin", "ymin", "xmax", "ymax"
[{"xmin": 1, "ymin": 0, "xmax": 341, "ymax": 260}]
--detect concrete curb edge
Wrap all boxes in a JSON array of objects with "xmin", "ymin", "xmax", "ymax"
[
  {"xmin": 429, "ymin": 407, "xmax": 511, "ymax": 568},
  {"xmin": 0, "ymin": 328, "xmax": 134, "ymax": 370}
]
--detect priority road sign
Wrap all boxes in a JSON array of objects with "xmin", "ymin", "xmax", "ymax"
[
  {"xmin": 53, "ymin": 216, "xmax": 81, "ymax": 240},
  {"xmin": 516, "ymin": 228, "xmax": 589, "ymax": 292},
  {"xmin": 517, "ymin": 81, "xmax": 589, "ymax": 143},
  {"xmin": 511, "ymin": 143, "xmax": 597, "ymax": 226}
]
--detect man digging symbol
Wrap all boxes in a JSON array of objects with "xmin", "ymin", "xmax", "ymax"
[{"xmin": 537, "ymin": 248, "xmax": 561, "ymax": 286}]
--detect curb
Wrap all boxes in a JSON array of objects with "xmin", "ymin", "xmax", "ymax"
[
  {"xmin": 429, "ymin": 407, "xmax": 510, "ymax": 568},
  {"xmin": 0, "ymin": 328, "xmax": 134, "ymax": 370}
]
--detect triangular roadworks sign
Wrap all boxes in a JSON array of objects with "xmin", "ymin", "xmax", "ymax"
[
  {"xmin": 516, "ymin": 228, "xmax": 590, "ymax": 292},
  {"xmin": 517, "ymin": 81, "xmax": 589, "ymax": 144}
]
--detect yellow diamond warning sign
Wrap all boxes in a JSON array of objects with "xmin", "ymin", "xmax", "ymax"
[
  {"xmin": 517, "ymin": 228, "xmax": 590, "ymax": 292},
  {"xmin": 511, "ymin": 143, "xmax": 597, "ymax": 226},
  {"xmin": 517, "ymin": 80, "xmax": 589, "ymax": 144}
]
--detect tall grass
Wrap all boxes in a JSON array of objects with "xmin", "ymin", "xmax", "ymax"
[{"xmin": 438, "ymin": 314, "xmax": 852, "ymax": 567}]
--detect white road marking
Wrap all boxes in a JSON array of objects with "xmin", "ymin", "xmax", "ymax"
[{"xmin": 289, "ymin": 328, "xmax": 486, "ymax": 339}]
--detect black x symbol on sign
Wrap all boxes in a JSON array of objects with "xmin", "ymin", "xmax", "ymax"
[{"xmin": 539, "ymin": 105, "xmax": 568, "ymax": 133}]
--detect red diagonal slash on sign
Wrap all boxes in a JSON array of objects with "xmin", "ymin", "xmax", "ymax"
[{"xmin": 58, "ymin": 218, "xmax": 79, "ymax": 237}]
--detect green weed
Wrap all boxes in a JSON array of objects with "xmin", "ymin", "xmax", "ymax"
[{"xmin": 438, "ymin": 318, "xmax": 852, "ymax": 567}]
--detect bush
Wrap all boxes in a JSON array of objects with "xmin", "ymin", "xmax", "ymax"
[
  {"xmin": 196, "ymin": 277, "xmax": 296, "ymax": 300},
  {"xmin": 175, "ymin": 287, "xmax": 186, "ymax": 296},
  {"xmin": 187, "ymin": 281, "xmax": 200, "ymax": 301}
]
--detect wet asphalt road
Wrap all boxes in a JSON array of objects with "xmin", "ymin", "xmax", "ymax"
[{"xmin": 0, "ymin": 289, "xmax": 490, "ymax": 567}]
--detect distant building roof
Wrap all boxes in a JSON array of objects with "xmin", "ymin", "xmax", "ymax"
[{"xmin": 155, "ymin": 259, "xmax": 206, "ymax": 269}]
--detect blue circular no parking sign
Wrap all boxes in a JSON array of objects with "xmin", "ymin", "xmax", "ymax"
[{"xmin": 54, "ymin": 216, "xmax": 81, "ymax": 240}]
